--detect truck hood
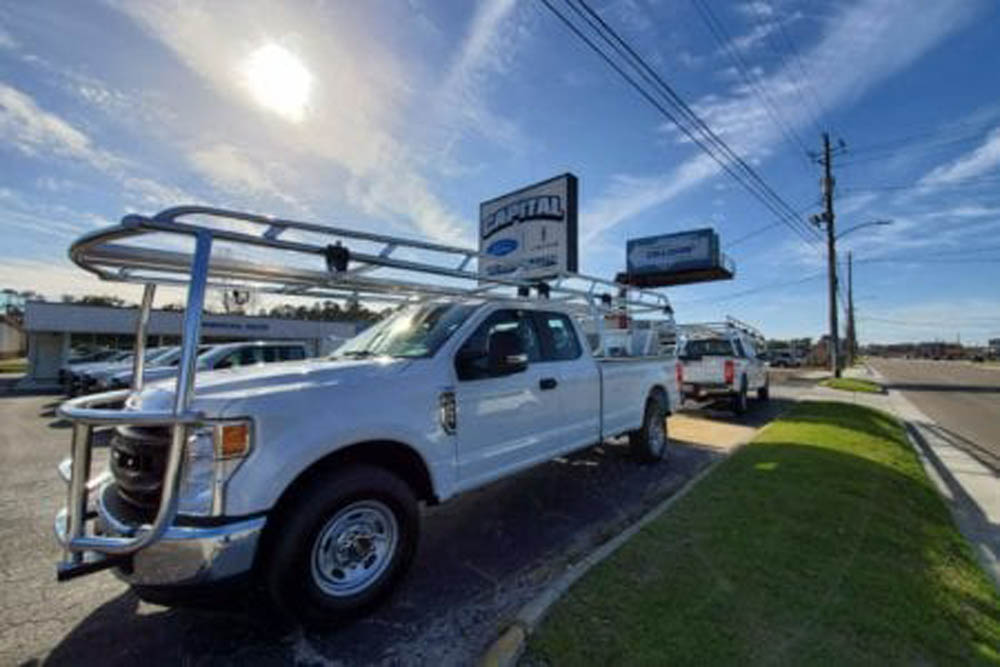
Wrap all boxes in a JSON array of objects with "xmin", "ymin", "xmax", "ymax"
[{"xmin": 131, "ymin": 357, "xmax": 413, "ymax": 417}]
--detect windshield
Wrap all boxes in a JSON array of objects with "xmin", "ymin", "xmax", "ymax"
[
  {"xmin": 143, "ymin": 347, "xmax": 175, "ymax": 364},
  {"xmin": 682, "ymin": 339, "xmax": 734, "ymax": 357},
  {"xmin": 334, "ymin": 304, "xmax": 476, "ymax": 359}
]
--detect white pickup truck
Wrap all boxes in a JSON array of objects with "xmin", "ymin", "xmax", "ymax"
[
  {"xmin": 677, "ymin": 318, "xmax": 769, "ymax": 414},
  {"xmin": 53, "ymin": 206, "xmax": 681, "ymax": 627}
]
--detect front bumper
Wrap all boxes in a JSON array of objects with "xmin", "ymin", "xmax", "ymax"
[{"xmin": 55, "ymin": 482, "xmax": 266, "ymax": 587}]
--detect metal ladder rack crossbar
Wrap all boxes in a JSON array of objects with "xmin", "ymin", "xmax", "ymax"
[
  {"xmin": 70, "ymin": 206, "xmax": 674, "ymax": 314},
  {"xmin": 678, "ymin": 316, "xmax": 765, "ymax": 347}
]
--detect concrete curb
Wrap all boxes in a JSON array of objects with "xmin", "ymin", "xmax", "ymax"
[
  {"xmin": 889, "ymin": 390, "xmax": 1000, "ymax": 593},
  {"xmin": 478, "ymin": 390, "xmax": 805, "ymax": 667},
  {"xmin": 478, "ymin": 456, "xmax": 726, "ymax": 667}
]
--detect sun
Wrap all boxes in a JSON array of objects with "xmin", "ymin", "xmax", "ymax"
[{"xmin": 242, "ymin": 43, "xmax": 313, "ymax": 123}]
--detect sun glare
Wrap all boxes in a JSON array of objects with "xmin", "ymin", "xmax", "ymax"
[{"xmin": 242, "ymin": 43, "xmax": 313, "ymax": 123}]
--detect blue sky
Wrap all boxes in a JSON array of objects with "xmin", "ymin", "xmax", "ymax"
[{"xmin": 1, "ymin": 0, "xmax": 998, "ymax": 344}]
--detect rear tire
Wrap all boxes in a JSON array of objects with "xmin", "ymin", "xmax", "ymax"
[
  {"xmin": 757, "ymin": 376, "xmax": 770, "ymax": 401},
  {"xmin": 262, "ymin": 465, "xmax": 419, "ymax": 628},
  {"xmin": 732, "ymin": 378, "xmax": 749, "ymax": 415},
  {"xmin": 629, "ymin": 392, "xmax": 669, "ymax": 462}
]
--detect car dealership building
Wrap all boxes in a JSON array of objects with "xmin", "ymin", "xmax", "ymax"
[{"xmin": 22, "ymin": 301, "xmax": 363, "ymax": 385}]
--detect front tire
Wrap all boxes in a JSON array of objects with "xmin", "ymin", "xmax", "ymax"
[
  {"xmin": 263, "ymin": 465, "xmax": 419, "ymax": 627},
  {"xmin": 630, "ymin": 392, "xmax": 669, "ymax": 462}
]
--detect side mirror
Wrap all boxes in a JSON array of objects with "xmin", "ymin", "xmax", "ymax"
[
  {"xmin": 215, "ymin": 359, "xmax": 233, "ymax": 370},
  {"xmin": 487, "ymin": 330, "xmax": 528, "ymax": 375}
]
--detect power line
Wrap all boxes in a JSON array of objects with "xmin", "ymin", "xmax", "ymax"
[
  {"xmin": 725, "ymin": 197, "xmax": 822, "ymax": 248},
  {"xmin": 564, "ymin": 0, "xmax": 820, "ymax": 244},
  {"xmin": 841, "ymin": 174, "xmax": 1000, "ymax": 192},
  {"xmin": 539, "ymin": 0, "xmax": 823, "ymax": 252},
  {"xmin": 846, "ymin": 118, "xmax": 999, "ymax": 156},
  {"xmin": 673, "ymin": 271, "xmax": 826, "ymax": 305},
  {"xmin": 860, "ymin": 315, "xmax": 1000, "ymax": 327},
  {"xmin": 749, "ymin": 2, "xmax": 825, "ymax": 134},
  {"xmin": 768, "ymin": 4, "xmax": 831, "ymax": 138},
  {"xmin": 689, "ymin": 0, "xmax": 812, "ymax": 168}
]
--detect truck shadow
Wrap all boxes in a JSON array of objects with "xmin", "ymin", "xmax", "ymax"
[{"xmin": 43, "ymin": 440, "xmax": 726, "ymax": 665}]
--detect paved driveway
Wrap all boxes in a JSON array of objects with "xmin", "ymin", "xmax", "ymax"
[{"xmin": 0, "ymin": 376, "xmax": 802, "ymax": 666}]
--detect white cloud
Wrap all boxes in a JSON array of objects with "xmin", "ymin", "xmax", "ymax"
[
  {"xmin": 189, "ymin": 145, "xmax": 278, "ymax": 200},
  {"xmin": 433, "ymin": 0, "xmax": 528, "ymax": 153},
  {"xmin": 111, "ymin": 0, "xmax": 476, "ymax": 244},
  {"xmin": 858, "ymin": 297, "xmax": 1000, "ymax": 344},
  {"xmin": 581, "ymin": 0, "xmax": 979, "ymax": 247},
  {"xmin": 736, "ymin": 2, "xmax": 775, "ymax": 18},
  {"xmin": 0, "ymin": 25, "xmax": 17, "ymax": 50},
  {"xmin": 121, "ymin": 176, "xmax": 197, "ymax": 211},
  {"xmin": 0, "ymin": 82, "xmax": 121, "ymax": 172},
  {"xmin": 919, "ymin": 127, "xmax": 1000, "ymax": 187}
]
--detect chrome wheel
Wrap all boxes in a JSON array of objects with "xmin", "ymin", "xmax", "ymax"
[
  {"xmin": 648, "ymin": 409, "xmax": 666, "ymax": 456},
  {"xmin": 310, "ymin": 500, "xmax": 399, "ymax": 597}
]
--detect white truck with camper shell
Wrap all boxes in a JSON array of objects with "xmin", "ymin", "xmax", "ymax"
[
  {"xmin": 677, "ymin": 317, "xmax": 769, "ymax": 414},
  {"xmin": 52, "ymin": 206, "xmax": 681, "ymax": 626}
]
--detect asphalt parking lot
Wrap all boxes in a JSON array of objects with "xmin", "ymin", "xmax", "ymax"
[{"xmin": 0, "ymin": 372, "xmax": 806, "ymax": 666}]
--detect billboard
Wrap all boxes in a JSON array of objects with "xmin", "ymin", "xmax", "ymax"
[
  {"xmin": 479, "ymin": 173, "xmax": 578, "ymax": 280},
  {"xmin": 621, "ymin": 228, "xmax": 733, "ymax": 287},
  {"xmin": 626, "ymin": 228, "xmax": 718, "ymax": 275}
]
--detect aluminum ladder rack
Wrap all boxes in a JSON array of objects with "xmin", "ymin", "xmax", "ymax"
[{"xmin": 56, "ymin": 205, "xmax": 675, "ymax": 580}]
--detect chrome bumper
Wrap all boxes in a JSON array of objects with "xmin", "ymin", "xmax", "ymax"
[{"xmin": 55, "ymin": 482, "xmax": 265, "ymax": 586}]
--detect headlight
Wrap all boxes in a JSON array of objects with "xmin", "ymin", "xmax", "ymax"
[{"xmin": 177, "ymin": 420, "xmax": 253, "ymax": 516}]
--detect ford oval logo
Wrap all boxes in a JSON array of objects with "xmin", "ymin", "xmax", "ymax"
[{"xmin": 487, "ymin": 239, "xmax": 518, "ymax": 256}]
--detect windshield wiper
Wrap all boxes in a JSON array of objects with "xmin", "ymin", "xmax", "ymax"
[{"xmin": 338, "ymin": 349, "xmax": 377, "ymax": 359}]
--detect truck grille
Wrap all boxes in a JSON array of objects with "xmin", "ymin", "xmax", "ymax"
[{"xmin": 110, "ymin": 426, "xmax": 171, "ymax": 519}]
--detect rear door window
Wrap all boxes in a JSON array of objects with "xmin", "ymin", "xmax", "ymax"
[{"xmin": 534, "ymin": 312, "xmax": 582, "ymax": 361}]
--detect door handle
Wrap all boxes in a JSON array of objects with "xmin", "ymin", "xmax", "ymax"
[{"xmin": 539, "ymin": 377, "xmax": 558, "ymax": 390}]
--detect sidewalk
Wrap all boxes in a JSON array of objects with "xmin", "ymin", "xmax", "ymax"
[{"xmin": 819, "ymin": 364, "xmax": 1000, "ymax": 591}]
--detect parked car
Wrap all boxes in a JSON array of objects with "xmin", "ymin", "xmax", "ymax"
[
  {"xmin": 80, "ymin": 347, "xmax": 181, "ymax": 393},
  {"xmin": 58, "ymin": 300, "xmax": 680, "ymax": 624},
  {"xmin": 58, "ymin": 349, "xmax": 125, "ymax": 385},
  {"xmin": 677, "ymin": 318, "xmax": 769, "ymax": 413},
  {"xmin": 64, "ymin": 350, "xmax": 135, "ymax": 393},
  {"xmin": 101, "ymin": 341, "xmax": 309, "ymax": 389},
  {"xmin": 768, "ymin": 351, "xmax": 802, "ymax": 368}
]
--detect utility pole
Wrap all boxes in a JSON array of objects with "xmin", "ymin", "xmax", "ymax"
[
  {"xmin": 819, "ymin": 132, "xmax": 840, "ymax": 378},
  {"xmin": 847, "ymin": 251, "xmax": 855, "ymax": 367}
]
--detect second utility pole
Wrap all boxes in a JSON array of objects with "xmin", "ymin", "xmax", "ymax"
[
  {"xmin": 846, "ymin": 251, "xmax": 855, "ymax": 367},
  {"xmin": 821, "ymin": 132, "xmax": 840, "ymax": 378}
]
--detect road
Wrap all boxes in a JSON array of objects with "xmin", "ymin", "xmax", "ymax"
[
  {"xmin": 869, "ymin": 359, "xmax": 1000, "ymax": 472},
  {"xmin": 0, "ymin": 373, "xmax": 805, "ymax": 666}
]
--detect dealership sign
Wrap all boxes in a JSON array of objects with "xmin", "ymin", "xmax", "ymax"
[
  {"xmin": 627, "ymin": 228, "xmax": 719, "ymax": 275},
  {"xmin": 479, "ymin": 173, "xmax": 578, "ymax": 280}
]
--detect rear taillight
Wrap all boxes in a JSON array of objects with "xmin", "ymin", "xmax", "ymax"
[
  {"xmin": 675, "ymin": 362, "xmax": 684, "ymax": 385},
  {"xmin": 724, "ymin": 360, "xmax": 735, "ymax": 384}
]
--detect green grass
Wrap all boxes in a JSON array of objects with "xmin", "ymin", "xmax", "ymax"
[
  {"xmin": 0, "ymin": 357, "xmax": 26, "ymax": 373},
  {"xmin": 820, "ymin": 377, "xmax": 883, "ymax": 393},
  {"xmin": 527, "ymin": 402, "xmax": 1000, "ymax": 666}
]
